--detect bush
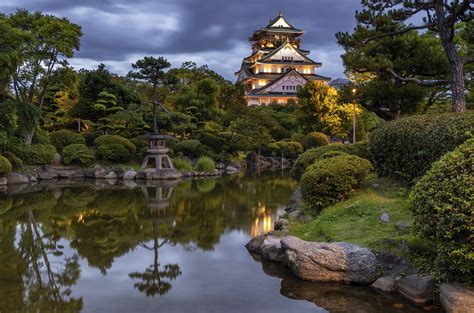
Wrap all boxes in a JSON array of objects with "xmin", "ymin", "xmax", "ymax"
[
  {"xmin": 32, "ymin": 127, "xmax": 51, "ymax": 145},
  {"xmin": 370, "ymin": 112, "xmax": 474, "ymax": 179},
  {"xmin": 0, "ymin": 155, "xmax": 12, "ymax": 175},
  {"xmin": 13, "ymin": 144, "xmax": 56, "ymax": 165},
  {"xmin": 96, "ymin": 143, "xmax": 130, "ymax": 162},
  {"xmin": 195, "ymin": 156, "xmax": 215, "ymax": 172},
  {"xmin": 291, "ymin": 142, "xmax": 369, "ymax": 180},
  {"xmin": 2, "ymin": 152, "xmax": 23, "ymax": 170},
  {"xmin": 173, "ymin": 140, "xmax": 204, "ymax": 158},
  {"xmin": 276, "ymin": 141, "xmax": 304, "ymax": 159},
  {"xmin": 94, "ymin": 135, "xmax": 136, "ymax": 154},
  {"xmin": 300, "ymin": 154, "xmax": 373, "ymax": 213},
  {"xmin": 49, "ymin": 130, "xmax": 85, "ymax": 152},
  {"xmin": 173, "ymin": 157, "xmax": 193, "ymax": 171},
  {"xmin": 83, "ymin": 131, "xmax": 101, "ymax": 146},
  {"xmin": 62, "ymin": 144, "xmax": 95, "ymax": 165},
  {"xmin": 409, "ymin": 139, "xmax": 473, "ymax": 284},
  {"xmin": 302, "ymin": 132, "xmax": 329, "ymax": 149}
]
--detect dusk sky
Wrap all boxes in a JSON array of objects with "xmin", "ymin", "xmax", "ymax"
[{"xmin": 1, "ymin": 0, "xmax": 363, "ymax": 81}]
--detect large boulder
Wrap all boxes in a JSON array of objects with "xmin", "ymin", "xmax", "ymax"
[
  {"xmin": 396, "ymin": 274, "xmax": 435, "ymax": 304},
  {"xmin": 372, "ymin": 276, "xmax": 396, "ymax": 293},
  {"xmin": 281, "ymin": 236, "xmax": 378, "ymax": 284},
  {"xmin": 440, "ymin": 283, "xmax": 474, "ymax": 313},
  {"xmin": 246, "ymin": 235, "xmax": 285, "ymax": 262},
  {"xmin": 123, "ymin": 170, "xmax": 137, "ymax": 180},
  {"xmin": 6, "ymin": 173, "xmax": 29, "ymax": 185},
  {"xmin": 245, "ymin": 152, "xmax": 261, "ymax": 170}
]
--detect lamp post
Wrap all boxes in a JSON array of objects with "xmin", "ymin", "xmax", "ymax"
[{"xmin": 351, "ymin": 88, "xmax": 357, "ymax": 144}]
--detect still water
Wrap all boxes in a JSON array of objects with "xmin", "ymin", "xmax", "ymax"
[{"xmin": 0, "ymin": 172, "xmax": 427, "ymax": 312}]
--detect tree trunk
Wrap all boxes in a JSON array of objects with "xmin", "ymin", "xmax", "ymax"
[
  {"xmin": 435, "ymin": 0, "xmax": 465, "ymax": 112},
  {"xmin": 152, "ymin": 84, "xmax": 158, "ymax": 133}
]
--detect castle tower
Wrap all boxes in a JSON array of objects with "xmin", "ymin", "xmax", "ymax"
[{"xmin": 235, "ymin": 12, "xmax": 330, "ymax": 106}]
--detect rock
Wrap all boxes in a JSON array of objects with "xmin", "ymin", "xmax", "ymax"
[
  {"xmin": 225, "ymin": 166, "xmax": 239, "ymax": 173},
  {"xmin": 396, "ymin": 274, "xmax": 435, "ymax": 304},
  {"xmin": 38, "ymin": 168, "xmax": 58, "ymax": 180},
  {"xmin": 56, "ymin": 169, "xmax": 77, "ymax": 179},
  {"xmin": 372, "ymin": 276, "xmax": 396, "ymax": 293},
  {"xmin": 274, "ymin": 218, "xmax": 289, "ymax": 230},
  {"xmin": 215, "ymin": 162, "xmax": 225, "ymax": 170},
  {"xmin": 245, "ymin": 235, "xmax": 285, "ymax": 262},
  {"xmin": 7, "ymin": 173, "xmax": 29, "ymax": 185},
  {"xmin": 29, "ymin": 175, "xmax": 38, "ymax": 183},
  {"xmin": 0, "ymin": 177, "xmax": 7, "ymax": 186},
  {"xmin": 94, "ymin": 165, "xmax": 107, "ymax": 179},
  {"xmin": 281, "ymin": 236, "xmax": 378, "ymax": 284},
  {"xmin": 377, "ymin": 251, "xmax": 417, "ymax": 277},
  {"xmin": 181, "ymin": 171, "xmax": 194, "ymax": 178},
  {"xmin": 288, "ymin": 209, "xmax": 303, "ymax": 219},
  {"xmin": 379, "ymin": 213, "xmax": 390, "ymax": 223},
  {"xmin": 51, "ymin": 153, "xmax": 62, "ymax": 166},
  {"xmin": 123, "ymin": 170, "xmax": 137, "ymax": 180},
  {"xmin": 440, "ymin": 283, "xmax": 474, "ymax": 313},
  {"xmin": 151, "ymin": 169, "xmax": 182, "ymax": 180},
  {"xmin": 245, "ymin": 152, "xmax": 261, "ymax": 170},
  {"xmin": 291, "ymin": 188, "xmax": 302, "ymax": 203},
  {"xmin": 104, "ymin": 171, "xmax": 118, "ymax": 179},
  {"xmin": 396, "ymin": 220, "xmax": 410, "ymax": 232}
]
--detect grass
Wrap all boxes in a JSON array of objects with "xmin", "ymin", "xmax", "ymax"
[{"xmin": 289, "ymin": 175, "xmax": 416, "ymax": 251}]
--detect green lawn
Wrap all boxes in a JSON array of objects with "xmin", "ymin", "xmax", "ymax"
[{"xmin": 289, "ymin": 176, "xmax": 417, "ymax": 251}]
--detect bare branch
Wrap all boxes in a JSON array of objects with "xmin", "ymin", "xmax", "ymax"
[
  {"xmin": 462, "ymin": 56, "xmax": 474, "ymax": 65},
  {"xmin": 385, "ymin": 68, "xmax": 451, "ymax": 87},
  {"xmin": 362, "ymin": 23, "xmax": 435, "ymax": 44}
]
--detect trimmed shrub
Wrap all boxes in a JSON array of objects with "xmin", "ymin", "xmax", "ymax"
[
  {"xmin": 409, "ymin": 139, "xmax": 474, "ymax": 285},
  {"xmin": 370, "ymin": 112, "xmax": 474, "ymax": 179},
  {"xmin": 291, "ymin": 142, "xmax": 369, "ymax": 180},
  {"xmin": 173, "ymin": 140, "xmax": 204, "ymax": 158},
  {"xmin": 173, "ymin": 157, "xmax": 193, "ymax": 171},
  {"xmin": 13, "ymin": 144, "xmax": 56, "ymax": 165},
  {"xmin": 0, "ymin": 155, "xmax": 12, "ymax": 175},
  {"xmin": 83, "ymin": 131, "xmax": 101, "ymax": 146},
  {"xmin": 62, "ymin": 144, "xmax": 95, "ymax": 165},
  {"xmin": 2, "ymin": 152, "xmax": 23, "ymax": 170},
  {"xmin": 276, "ymin": 141, "xmax": 304, "ymax": 159},
  {"xmin": 300, "ymin": 154, "xmax": 373, "ymax": 212},
  {"xmin": 96, "ymin": 143, "xmax": 130, "ymax": 162},
  {"xmin": 130, "ymin": 137, "xmax": 148, "ymax": 159},
  {"xmin": 32, "ymin": 127, "xmax": 51, "ymax": 145},
  {"xmin": 195, "ymin": 156, "xmax": 215, "ymax": 172},
  {"xmin": 302, "ymin": 132, "xmax": 329, "ymax": 149},
  {"xmin": 94, "ymin": 135, "xmax": 136, "ymax": 154},
  {"xmin": 49, "ymin": 130, "xmax": 85, "ymax": 152}
]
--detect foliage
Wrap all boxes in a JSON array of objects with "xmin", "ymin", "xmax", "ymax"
[
  {"xmin": 12, "ymin": 144, "xmax": 56, "ymax": 165},
  {"xmin": 32, "ymin": 127, "xmax": 50, "ymax": 144},
  {"xmin": 370, "ymin": 113, "xmax": 474, "ymax": 179},
  {"xmin": 2, "ymin": 152, "xmax": 23, "ymax": 170},
  {"xmin": 62, "ymin": 144, "xmax": 94, "ymax": 165},
  {"xmin": 49, "ymin": 130, "xmax": 85, "ymax": 152},
  {"xmin": 195, "ymin": 156, "xmax": 215, "ymax": 172},
  {"xmin": 409, "ymin": 139, "xmax": 474, "ymax": 285},
  {"xmin": 276, "ymin": 141, "xmax": 304, "ymax": 159},
  {"xmin": 0, "ymin": 155, "xmax": 13, "ymax": 175},
  {"xmin": 300, "ymin": 153, "xmax": 373, "ymax": 212},
  {"xmin": 302, "ymin": 132, "xmax": 329, "ymax": 149},
  {"xmin": 94, "ymin": 135, "xmax": 136, "ymax": 154},
  {"xmin": 172, "ymin": 157, "xmax": 193, "ymax": 172},
  {"xmin": 172, "ymin": 140, "xmax": 203, "ymax": 158},
  {"xmin": 96, "ymin": 143, "xmax": 130, "ymax": 162},
  {"xmin": 291, "ymin": 142, "xmax": 369, "ymax": 180}
]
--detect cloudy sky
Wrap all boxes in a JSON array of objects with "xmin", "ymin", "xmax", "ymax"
[{"xmin": 1, "ymin": 0, "xmax": 362, "ymax": 81}]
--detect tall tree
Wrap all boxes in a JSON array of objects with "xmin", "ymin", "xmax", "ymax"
[
  {"xmin": 128, "ymin": 57, "xmax": 171, "ymax": 133},
  {"xmin": 337, "ymin": 0, "xmax": 473, "ymax": 112}
]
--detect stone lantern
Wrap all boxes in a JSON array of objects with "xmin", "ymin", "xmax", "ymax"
[{"xmin": 141, "ymin": 133, "xmax": 175, "ymax": 170}]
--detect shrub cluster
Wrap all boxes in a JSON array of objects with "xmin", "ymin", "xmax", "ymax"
[
  {"xmin": 300, "ymin": 152, "xmax": 373, "ymax": 213},
  {"xmin": 62, "ymin": 144, "xmax": 95, "ymax": 165},
  {"xmin": 49, "ymin": 130, "xmax": 85, "ymax": 152},
  {"xmin": 94, "ymin": 135, "xmax": 136, "ymax": 154},
  {"xmin": 409, "ymin": 139, "xmax": 473, "ymax": 285},
  {"xmin": 276, "ymin": 141, "xmax": 304, "ymax": 159},
  {"xmin": 302, "ymin": 132, "xmax": 329, "ymax": 149},
  {"xmin": 172, "ymin": 157, "xmax": 193, "ymax": 171},
  {"xmin": 0, "ymin": 155, "xmax": 13, "ymax": 175},
  {"xmin": 370, "ymin": 112, "xmax": 474, "ymax": 179},
  {"xmin": 2, "ymin": 152, "xmax": 23, "ymax": 170},
  {"xmin": 96, "ymin": 143, "xmax": 130, "ymax": 162},
  {"xmin": 13, "ymin": 144, "xmax": 56, "ymax": 165},
  {"xmin": 291, "ymin": 142, "xmax": 369, "ymax": 179},
  {"xmin": 196, "ymin": 156, "xmax": 215, "ymax": 172},
  {"xmin": 173, "ymin": 140, "xmax": 203, "ymax": 158}
]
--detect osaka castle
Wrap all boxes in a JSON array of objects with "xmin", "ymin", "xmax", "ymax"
[{"xmin": 235, "ymin": 12, "xmax": 330, "ymax": 106}]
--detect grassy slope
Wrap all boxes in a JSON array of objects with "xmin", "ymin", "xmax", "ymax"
[{"xmin": 289, "ymin": 175, "xmax": 416, "ymax": 251}]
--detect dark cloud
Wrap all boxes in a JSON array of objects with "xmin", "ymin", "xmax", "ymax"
[{"xmin": 0, "ymin": 0, "xmax": 362, "ymax": 80}]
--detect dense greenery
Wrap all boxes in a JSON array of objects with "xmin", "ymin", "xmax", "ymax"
[
  {"xmin": 49, "ymin": 130, "xmax": 85, "ymax": 152},
  {"xmin": 300, "ymin": 152, "xmax": 373, "ymax": 212},
  {"xmin": 409, "ymin": 139, "xmax": 473, "ymax": 285},
  {"xmin": 12, "ymin": 144, "xmax": 56, "ymax": 165},
  {"xmin": 370, "ymin": 113, "xmax": 474, "ymax": 179},
  {"xmin": 301, "ymin": 132, "xmax": 329, "ymax": 149},
  {"xmin": 96, "ymin": 143, "xmax": 130, "ymax": 162},
  {"xmin": 195, "ymin": 156, "xmax": 215, "ymax": 172},
  {"xmin": 0, "ymin": 155, "xmax": 12, "ymax": 175},
  {"xmin": 62, "ymin": 144, "xmax": 94, "ymax": 165}
]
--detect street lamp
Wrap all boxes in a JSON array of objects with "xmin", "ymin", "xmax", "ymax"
[{"xmin": 351, "ymin": 88, "xmax": 357, "ymax": 144}]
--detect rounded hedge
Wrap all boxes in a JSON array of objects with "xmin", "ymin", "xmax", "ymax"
[
  {"xmin": 409, "ymin": 138, "xmax": 473, "ymax": 284},
  {"xmin": 13, "ymin": 144, "xmax": 56, "ymax": 165},
  {"xmin": 49, "ymin": 130, "xmax": 85, "ymax": 152},
  {"xmin": 62, "ymin": 144, "xmax": 95, "ymax": 165},
  {"xmin": 0, "ymin": 155, "xmax": 12, "ymax": 175},
  {"xmin": 276, "ymin": 141, "xmax": 304, "ymax": 159},
  {"xmin": 96, "ymin": 143, "xmax": 130, "ymax": 162},
  {"xmin": 302, "ymin": 132, "xmax": 329, "ymax": 150},
  {"xmin": 300, "ymin": 154, "xmax": 373, "ymax": 213},
  {"xmin": 370, "ymin": 112, "xmax": 474, "ymax": 179},
  {"xmin": 173, "ymin": 140, "xmax": 203, "ymax": 158},
  {"xmin": 2, "ymin": 152, "xmax": 23, "ymax": 170},
  {"xmin": 94, "ymin": 135, "xmax": 136, "ymax": 154},
  {"xmin": 291, "ymin": 142, "xmax": 369, "ymax": 180},
  {"xmin": 196, "ymin": 156, "xmax": 215, "ymax": 172}
]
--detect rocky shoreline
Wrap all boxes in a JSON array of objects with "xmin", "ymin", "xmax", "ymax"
[{"xmin": 246, "ymin": 189, "xmax": 474, "ymax": 312}]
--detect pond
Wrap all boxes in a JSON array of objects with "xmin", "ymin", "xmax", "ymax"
[{"xmin": 0, "ymin": 171, "xmax": 428, "ymax": 312}]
